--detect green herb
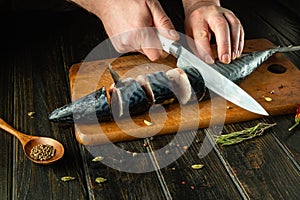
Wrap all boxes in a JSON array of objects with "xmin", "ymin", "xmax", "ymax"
[
  {"xmin": 216, "ymin": 123, "xmax": 277, "ymax": 146},
  {"xmin": 61, "ymin": 176, "xmax": 76, "ymax": 182}
]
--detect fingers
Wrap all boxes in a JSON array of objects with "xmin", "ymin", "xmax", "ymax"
[
  {"xmin": 108, "ymin": 0, "xmax": 179, "ymax": 61},
  {"xmin": 223, "ymin": 11, "xmax": 244, "ymax": 60},
  {"xmin": 210, "ymin": 10, "xmax": 244, "ymax": 63},
  {"xmin": 186, "ymin": 19, "xmax": 215, "ymax": 64},
  {"xmin": 184, "ymin": 4, "xmax": 244, "ymax": 64},
  {"xmin": 145, "ymin": 0, "xmax": 179, "ymax": 60},
  {"xmin": 140, "ymin": 28, "xmax": 166, "ymax": 61},
  {"xmin": 209, "ymin": 13, "xmax": 232, "ymax": 64}
]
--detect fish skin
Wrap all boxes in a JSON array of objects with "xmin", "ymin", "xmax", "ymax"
[
  {"xmin": 48, "ymin": 87, "xmax": 111, "ymax": 123},
  {"xmin": 48, "ymin": 45, "xmax": 300, "ymax": 123},
  {"xmin": 181, "ymin": 66, "xmax": 206, "ymax": 102},
  {"xmin": 212, "ymin": 45, "xmax": 300, "ymax": 82},
  {"xmin": 110, "ymin": 78, "xmax": 150, "ymax": 119},
  {"xmin": 145, "ymin": 71, "xmax": 175, "ymax": 104}
]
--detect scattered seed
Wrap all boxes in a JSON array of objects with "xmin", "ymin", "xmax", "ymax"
[
  {"xmin": 191, "ymin": 164, "xmax": 204, "ymax": 169},
  {"xmin": 195, "ymin": 139, "xmax": 201, "ymax": 143},
  {"xmin": 143, "ymin": 143, "xmax": 148, "ymax": 147},
  {"xmin": 226, "ymin": 105, "xmax": 233, "ymax": 110},
  {"xmin": 165, "ymin": 149, "xmax": 170, "ymax": 155},
  {"xmin": 132, "ymin": 152, "xmax": 138, "ymax": 157},
  {"xmin": 95, "ymin": 177, "xmax": 107, "ymax": 184},
  {"xmin": 181, "ymin": 181, "xmax": 186, "ymax": 185},
  {"xmin": 61, "ymin": 176, "xmax": 75, "ymax": 182},
  {"xmin": 92, "ymin": 156, "xmax": 104, "ymax": 162},
  {"xmin": 183, "ymin": 145, "xmax": 188, "ymax": 150},
  {"xmin": 143, "ymin": 120, "xmax": 153, "ymax": 126},
  {"xmin": 190, "ymin": 185, "xmax": 195, "ymax": 190},
  {"xmin": 27, "ymin": 111, "xmax": 35, "ymax": 118},
  {"xmin": 270, "ymin": 90, "xmax": 275, "ymax": 94},
  {"xmin": 264, "ymin": 96, "xmax": 273, "ymax": 102},
  {"xmin": 171, "ymin": 167, "xmax": 176, "ymax": 171}
]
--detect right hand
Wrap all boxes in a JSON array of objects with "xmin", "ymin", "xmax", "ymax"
[{"xmin": 90, "ymin": 0, "xmax": 180, "ymax": 61}]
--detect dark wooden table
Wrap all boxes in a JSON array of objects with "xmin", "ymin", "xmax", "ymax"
[{"xmin": 1, "ymin": 0, "xmax": 300, "ymax": 199}]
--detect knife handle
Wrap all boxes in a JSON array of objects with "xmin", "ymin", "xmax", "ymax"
[{"xmin": 157, "ymin": 32, "xmax": 180, "ymax": 57}]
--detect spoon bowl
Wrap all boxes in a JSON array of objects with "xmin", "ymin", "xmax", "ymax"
[
  {"xmin": 24, "ymin": 137, "xmax": 65, "ymax": 165},
  {"xmin": 0, "ymin": 117, "xmax": 64, "ymax": 165}
]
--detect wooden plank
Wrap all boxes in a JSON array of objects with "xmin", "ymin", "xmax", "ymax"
[
  {"xmin": 217, "ymin": 119, "xmax": 300, "ymax": 199},
  {"xmin": 269, "ymin": 115, "xmax": 300, "ymax": 164},
  {"xmin": 223, "ymin": 0, "xmax": 300, "ymax": 66},
  {"xmin": 68, "ymin": 39, "xmax": 300, "ymax": 145},
  {"xmin": 5, "ymin": 15, "xmax": 89, "ymax": 199},
  {"xmin": 80, "ymin": 140, "xmax": 169, "ymax": 199},
  {"xmin": 0, "ymin": 57, "xmax": 13, "ymax": 200},
  {"xmin": 223, "ymin": 2, "xmax": 300, "ymax": 196},
  {"xmin": 148, "ymin": 131, "xmax": 244, "ymax": 199},
  {"xmin": 59, "ymin": 12, "xmax": 170, "ymax": 199}
]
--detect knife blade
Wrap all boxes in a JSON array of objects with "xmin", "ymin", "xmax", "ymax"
[{"xmin": 157, "ymin": 33, "xmax": 268, "ymax": 116}]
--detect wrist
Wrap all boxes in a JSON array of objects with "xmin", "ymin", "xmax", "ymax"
[{"xmin": 182, "ymin": 0, "xmax": 221, "ymax": 17}]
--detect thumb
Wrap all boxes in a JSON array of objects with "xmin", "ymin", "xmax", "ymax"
[{"xmin": 146, "ymin": 0, "xmax": 179, "ymax": 40}]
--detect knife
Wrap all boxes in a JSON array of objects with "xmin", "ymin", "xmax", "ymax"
[{"xmin": 157, "ymin": 33, "xmax": 268, "ymax": 116}]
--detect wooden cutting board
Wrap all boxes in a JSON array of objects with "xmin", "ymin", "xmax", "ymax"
[{"xmin": 69, "ymin": 39, "xmax": 300, "ymax": 145}]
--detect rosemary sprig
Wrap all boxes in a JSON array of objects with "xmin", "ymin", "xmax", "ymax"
[{"xmin": 216, "ymin": 123, "xmax": 277, "ymax": 146}]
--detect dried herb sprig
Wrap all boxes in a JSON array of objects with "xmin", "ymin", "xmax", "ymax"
[
  {"xmin": 216, "ymin": 123, "xmax": 277, "ymax": 146},
  {"xmin": 288, "ymin": 104, "xmax": 300, "ymax": 131}
]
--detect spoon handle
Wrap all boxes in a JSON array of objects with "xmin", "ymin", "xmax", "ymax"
[{"xmin": 0, "ymin": 117, "xmax": 31, "ymax": 145}]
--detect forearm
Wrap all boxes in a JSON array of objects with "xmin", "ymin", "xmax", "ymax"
[{"xmin": 68, "ymin": 0, "xmax": 104, "ymax": 17}]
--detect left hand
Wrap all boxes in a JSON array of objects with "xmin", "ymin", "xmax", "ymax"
[{"xmin": 183, "ymin": 0, "xmax": 244, "ymax": 64}]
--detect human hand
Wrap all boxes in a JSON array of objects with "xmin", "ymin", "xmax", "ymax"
[
  {"xmin": 182, "ymin": 0, "xmax": 244, "ymax": 64},
  {"xmin": 70, "ymin": 0, "xmax": 179, "ymax": 61}
]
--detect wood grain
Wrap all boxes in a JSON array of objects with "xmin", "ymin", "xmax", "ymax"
[{"xmin": 68, "ymin": 39, "xmax": 300, "ymax": 145}]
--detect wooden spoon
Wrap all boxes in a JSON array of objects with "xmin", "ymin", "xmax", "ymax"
[{"xmin": 0, "ymin": 117, "xmax": 64, "ymax": 165}]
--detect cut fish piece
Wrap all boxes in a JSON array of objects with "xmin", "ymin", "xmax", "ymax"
[
  {"xmin": 181, "ymin": 66, "xmax": 206, "ymax": 102},
  {"xmin": 110, "ymin": 77, "xmax": 150, "ymax": 119},
  {"xmin": 137, "ymin": 71, "xmax": 175, "ymax": 105},
  {"xmin": 166, "ymin": 68, "xmax": 192, "ymax": 105}
]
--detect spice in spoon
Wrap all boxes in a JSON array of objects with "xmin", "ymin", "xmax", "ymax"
[{"xmin": 30, "ymin": 144, "xmax": 56, "ymax": 161}]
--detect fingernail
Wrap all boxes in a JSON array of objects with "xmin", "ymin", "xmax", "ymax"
[
  {"xmin": 232, "ymin": 51, "xmax": 236, "ymax": 60},
  {"xmin": 205, "ymin": 55, "xmax": 214, "ymax": 64},
  {"xmin": 222, "ymin": 53, "xmax": 231, "ymax": 64},
  {"xmin": 168, "ymin": 29, "xmax": 179, "ymax": 38}
]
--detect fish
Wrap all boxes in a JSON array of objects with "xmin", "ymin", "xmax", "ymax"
[
  {"xmin": 212, "ymin": 45, "xmax": 300, "ymax": 82},
  {"xmin": 49, "ymin": 86, "xmax": 111, "ymax": 123},
  {"xmin": 48, "ymin": 45, "xmax": 300, "ymax": 123}
]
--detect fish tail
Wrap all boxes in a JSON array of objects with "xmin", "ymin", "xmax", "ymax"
[{"xmin": 274, "ymin": 45, "xmax": 300, "ymax": 53}]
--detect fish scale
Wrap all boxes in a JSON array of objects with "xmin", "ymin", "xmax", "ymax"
[
  {"xmin": 212, "ymin": 45, "xmax": 300, "ymax": 82},
  {"xmin": 145, "ymin": 71, "xmax": 175, "ymax": 104},
  {"xmin": 48, "ymin": 45, "xmax": 300, "ymax": 123}
]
